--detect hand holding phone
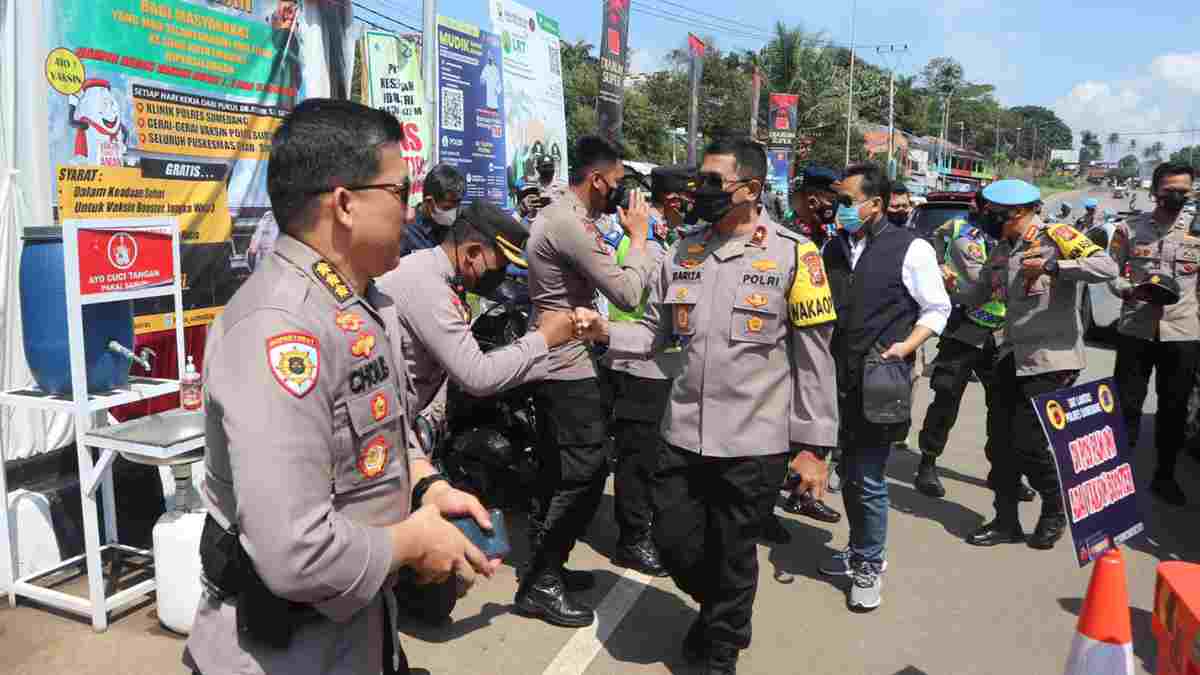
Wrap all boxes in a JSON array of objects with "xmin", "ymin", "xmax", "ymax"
[{"xmin": 451, "ymin": 508, "xmax": 510, "ymax": 560}]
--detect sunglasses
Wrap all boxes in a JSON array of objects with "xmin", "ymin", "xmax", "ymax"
[{"xmin": 695, "ymin": 172, "xmax": 754, "ymax": 192}]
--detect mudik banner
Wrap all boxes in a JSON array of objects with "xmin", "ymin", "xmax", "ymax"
[
  {"xmin": 596, "ymin": 0, "xmax": 630, "ymax": 142},
  {"xmin": 1033, "ymin": 378, "xmax": 1144, "ymax": 567}
]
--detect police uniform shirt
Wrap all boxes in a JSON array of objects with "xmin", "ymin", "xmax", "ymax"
[
  {"xmin": 961, "ymin": 217, "xmax": 1118, "ymax": 376},
  {"xmin": 185, "ymin": 235, "xmax": 416, "ymax": 675},
  {"xmin": 607, "ymin": 211, "xmax": 840, "ymax": 457},
  {"xmin": 943, "ymin": 222, "xmax": 1004, "ymax": 349},
  {"xmin": 1108, "ymin": 210, "xmax": 1200, "ymax": 342},
  {"xmin": 527, "ymin": 187, "xmax": 662, "ymax": 380},
  {"xmin": 377, "ymin": 245, "xmax": 552, "ymax": 411},
  {"xmin": 602, "ymin": 207, "xmax": 677, "ymax": 380}
]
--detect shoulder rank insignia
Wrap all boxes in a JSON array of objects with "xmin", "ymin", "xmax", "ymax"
[
  {"xmin": 749, "ymin": 225, "xmax": 768, "ymax": 248},
  {"xmin": 788, "ymin": 241, "xmax": 836, "ymax": 328},
  {"xmin": 313, "ymin": 261, "xmax": 353, "ymax": 301},
  {"xmin": 266, "ymin": 332, "xmax": 320, "ymax": 398},
  {"xmin": 752, "ymin": 259, "xmax": 777, "ymax": 272},
  {"xmin": 335, "ymin": 311, "xmax": 365, "ymax": 333},
  {"xmin": 350, "ymin": 332, "xmax": 376, "ymax": 359}
]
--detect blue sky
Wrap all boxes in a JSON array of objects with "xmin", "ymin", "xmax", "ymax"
[{"xmin": 359, "ymin": 0, "xmax": 1200, "ymax": 158}]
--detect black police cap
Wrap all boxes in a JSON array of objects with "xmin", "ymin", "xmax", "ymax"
[
  {"xmin": 458, "ymin": 201, "xmax": 530, "ymax": 268},
  {"xmin": 1134, "ymin": 273, "xmax": 1182, "ymax": 306},
  {"xmin": 651, "ymin": 164, "xmax": 697, "ymax": 194},
  {"xmin": 793, "ymin": 165, "xmax": 841, "ymax": 192}
]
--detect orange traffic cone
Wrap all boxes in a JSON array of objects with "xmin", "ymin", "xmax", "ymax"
[{"xmin": 1065, "ymin": 547, "xmax": 1134, "ymax": 675}]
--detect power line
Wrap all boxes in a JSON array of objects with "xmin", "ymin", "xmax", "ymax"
[
  {"xmin": 1105, "ymin": 128, "xmax": 1200, "ymax": 137},
  {"xmin": 350, "ymin": 1, "xmax": 420, "ymax": 33},
  {"xmin": 635, "ymin": 0, "xmax": 772, "ymax": 36},
  {"xmin": 630, "ymin": 3, "xmax": 773, "ymax": 43}
]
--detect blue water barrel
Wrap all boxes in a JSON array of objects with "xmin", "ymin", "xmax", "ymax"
[{"xmin": 20, "ymin": 227, "xmax": 134, "ymax": 395}]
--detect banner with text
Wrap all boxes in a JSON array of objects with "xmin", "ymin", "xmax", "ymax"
[
  {"xmin": 1034, "ymin": 378, "xmax": 1144, "ymax": 567},
  {"xmin": 768, "ymin": 93, "xmax": 799, "ymax": 147},
  {"xmin": 596, "ymin": 0, "xmax": 630, "ymax": 142},
  {"xmin": 686, "ymin": 34, "xmax": 705, "ymax": 166},
  {"xmin": 489, "ymin": 0, "xmax": 567, "ymax": 199},
  {"xmin": 45, "ymin": 0, "xmax": 325, "ymax": 333},
  {"xmin": 767, "ymin": 145, "xmax": 791, "ymax": 198},
  {"xmin": 361, "ymin": 31, "xmax": 430, "ymax": 206},
  {"xmin": 436, "ymin": 16, "xmax": 508, "ymax": 208}
]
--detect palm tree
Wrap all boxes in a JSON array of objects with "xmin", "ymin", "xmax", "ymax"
[
  {"xmin": 1107, "ymin": 132, "xmax": 1120, "ymax": 164},
  {"xmin": 1128, "ymin": 138, "xmax": 1137, "ymax": 156},
  {"xmin": 1143, "ymin": 141, "xmax": 1165, "ymax": 162}
]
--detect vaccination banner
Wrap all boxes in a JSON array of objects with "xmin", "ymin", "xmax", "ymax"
[
  {"xmin": 596, "ymin": 0, "xmax": 630, "ymax": 142},
  {"xmin": 1034, "ymin": 378, "xmax": 1144, "ymax": 567},
  {"xmin": 436, "ymin": 16, "xmax": 508, "ymax": 208},
  {"xmin": 360, "ymin": 31, "xmax": 430, "ymax": 206},
  {"xmin": 44, "ymin": 0, "xmax": 326, "ymax": 334},
  {"xmin": 766, "ymin": 145, "xmax": 790, "ymax": 198},
  {"xmin": 489, "ymin": 0, "xmax": 567, "ymax": 196}
]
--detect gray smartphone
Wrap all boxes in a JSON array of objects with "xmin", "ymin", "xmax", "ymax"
[{"xmin": 451, "ymin": 509, "xmax": 510, "ymax": 560}]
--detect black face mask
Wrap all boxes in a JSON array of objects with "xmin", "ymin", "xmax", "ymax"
[
  {"xmin": 474, "ymin": 267, "xmax": 507, "ymax": 299},
  {"xmin": 1160, "ymin": 191, "xmax": 1189, "ymax": 212},
  {"xmin": 538, "ymin": 170, "xmax": 555, "ymax": 183},
  {"xmin": 598, "ymin": 177, "xmax": 627, "ymax": 215},
  {"xmin": 980, "ymin": 209, "xmax": 1012, "ymax": 240},
  {"xmin": 887, "ymin": 210, "xmax": 910, "ymax": 226},
  {"xmin": 686, "ymin": 185, "xmax": 737, "ymax": 225}
]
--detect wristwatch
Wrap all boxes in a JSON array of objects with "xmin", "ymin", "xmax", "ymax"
[{"xmin": 412, "ymin": 473, "xmax": 449, "ymax": 508}]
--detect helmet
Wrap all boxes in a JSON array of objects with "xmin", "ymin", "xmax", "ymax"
[{"xmin": 1084, "ymin": 198, "xmax": 1099, "ymax": 209}]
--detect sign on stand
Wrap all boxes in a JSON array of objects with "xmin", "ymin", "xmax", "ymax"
[
  {"xmin": 1034, "ymin": 378, "xmax": 1144, "ymax": 567},
  {"xmin": 77, "ymin": 224, "xmax": 175, "ymax": 296}
]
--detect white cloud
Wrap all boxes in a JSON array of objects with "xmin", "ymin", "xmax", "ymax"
[{"xmin": 1052, "ymin": 55, "xmax": 1200, "ymax": 161}]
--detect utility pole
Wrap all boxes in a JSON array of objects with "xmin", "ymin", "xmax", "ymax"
[
  {"xmin": 844, "ymin": 0, "xmax": 858, "ymax": 168},
  {"xmin": 423, "ymin": 0, "xmax": 439, "ymax": 165},
  {"xmin": 959, "ymin": 121, "xmax": 965, "ymax": 148},
  {"xmin": 876, "ymin": 44, "xmax": 908, "ymax": 180}
]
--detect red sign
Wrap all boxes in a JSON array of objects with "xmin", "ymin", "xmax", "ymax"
[{"xmin": 77, "ymin": 227, "xmax": 174, "ymax": 296}]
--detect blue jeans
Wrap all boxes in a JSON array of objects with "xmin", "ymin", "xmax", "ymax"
[{"xmin": 842, "ymin": 445, "xmax": 893, "ymax": 564}]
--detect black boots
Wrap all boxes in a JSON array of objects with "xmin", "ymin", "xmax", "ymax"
[
  {"xmin": 914, "ymin": 455, "xmax": 946, "ymax": 498},
  {"xmin": 966, "ymin": 519, "xmax": 1026, "ymax": 546},
  {"xmin": 613, "ymin": 537, "xmax": 668, "ymax": 577},
  {"xmin": 514, "ymin": 569, "xmax": 595, "ymax": 627},
  {"xmin": 1027, "ymin": 514, "xmax": 1067, "ymax": 550}
]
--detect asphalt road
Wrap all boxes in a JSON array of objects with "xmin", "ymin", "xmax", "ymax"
[{"xmin": 3, "ymin": 184, "xmax": 1197, "ymax": 674}]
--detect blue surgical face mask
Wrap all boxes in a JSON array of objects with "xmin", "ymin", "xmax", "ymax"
[{"xmin": 837, "ymin": 203, "xmax": 864, "ymax": 233}]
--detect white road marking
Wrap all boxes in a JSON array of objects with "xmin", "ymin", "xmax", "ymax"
[{"xmin": 541, "ymin": 568, "xmax": 652, "ymax": 675}]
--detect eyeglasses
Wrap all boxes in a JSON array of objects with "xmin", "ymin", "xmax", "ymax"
[
  {"xmin": 696, "ymin": 172, "xmax": 754, "ymax": 192},
  {"xmin": 311, "ymin": 179, "xmax": 412, "ymax": 205}
]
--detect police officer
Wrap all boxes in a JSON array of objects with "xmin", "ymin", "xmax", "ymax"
[
  {"xmin": 519, "ymin": 135, "xmax": 659, "ymax": 628},
  {"xmin": 963, "ymin": 179, "xmax": 1118, "ymax": 549},
  {"xmin": 579, "ymin": 137, "xmax": 838, "ymax": 674},
  {"xmin": 537, "ymin": 156, "xmax": 563, "ymax": 202},
  {"xmin": 786, "ymin": 165, "xmax": 840, "ymax": 247},
  {"xmin": 185, "ymin": 99, "xmax": 498, "ymax": 675},
  {"xmin": 400, "ymin": 163, "xmax": 465, "ymax": 257},
  {"xmin": 599, "ymin": 164, "xmax": 695, "ymax": 577},
  {"xmin": 1107, "ymin": 162, "xmax": 1199, "ymax": 506},
  {"xmin": 1075, "ymin": 197, "xmax": 1099, "ymax": 230},
  {"xmin": 916, "ymin": 195, "xmax": 1036, "ymax": 502}
]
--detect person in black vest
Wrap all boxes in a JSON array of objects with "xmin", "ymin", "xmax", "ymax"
[{"xmin": 818, "ymin": 164, "xmax": 951, "ymax": 612}]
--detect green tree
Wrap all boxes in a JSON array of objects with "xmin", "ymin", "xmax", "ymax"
[
  {"xmin": 1143, "ymin": 141, "xmax": 1165, "ymax": 162},
  {"xmin": 1007, "ymin": 106, "xmax": 1073, "ymax": 159},
  {"xmin": 561, "ymin": 39, "xmax": 599, "ymax": 169},
  {"xmin": 1167, "ymin": 145, "xmax": 1200, "ymax": 170},
  {"xmin": 1079, "ymin": 130, "xmax": 1102, "ymax": 164},
  {"xmin": 1107, "ymin": 132, "xmax": 1120, "ymax": 164},
  {"xmin": 1118, "ymin": 154, "xmax": 1140, "ymax": 179}
]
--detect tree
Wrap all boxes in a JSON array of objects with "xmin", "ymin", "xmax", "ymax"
[
  {"xmin": 1118, "ymin": 154, "xmax": 1140, "ymax": 180},
  {"xmin": 561, "ymin": 39, "xmax": 599, "ymax": 168},
  {"xmin": 1008, "ymin": 106, "xmax": 1073, "ymax": 158},
  {"xmin": 1107, "ymin": 132, "xmax": 1120, "ymax": 164},
  {"xmin": 1079, "ymin": 130, "xmax": 1102, "ymax": 163},
  {"xmin": 1168, "ymin": 145, "xmax": 1200, "ymax": 171},
  {"xmin": 1143, "ymin": 141, "xmax": 1165, "ymax": 162}
]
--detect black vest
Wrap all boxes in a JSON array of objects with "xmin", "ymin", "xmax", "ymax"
[{"xmin": 836, "ymin": 224, "xmax": 920, "ymax": 359}]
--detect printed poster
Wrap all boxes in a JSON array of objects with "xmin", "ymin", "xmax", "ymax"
[
  {"xmin": 44, "ymin": 0, "xmax": 326, "ymax": 334},
  {"xmin": 489, "ymin": 0, "xmax": 567, "ymax": 197},
  {"xmin": 596, "ymin": 0, "xmax": 630, "ymax": 142},
  {"xmin": 436, "ymin": 16, "xmax": 508, "ymax": 208},
  {"xmin": 360, "ymin": 31, "xmax": 430, "ymax": 206},
  {"xmin": 1034, "ymin": 378, "xmax": 1144, "ymax": 567}
]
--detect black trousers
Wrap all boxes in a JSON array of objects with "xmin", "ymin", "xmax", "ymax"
[
  {"xmin": 530, "ymin": 378, "xmax": 611, "ymax": 575},
  {"xmin": 918, "ymin": 336, "xmax": 1000, "ymax": 461},
  {"xmin": 1113, "ymin": 335, "xmax": 1200, "ymax": 479},
  {"xmin": 653, "ymin": 444, "xmax": 789, "ymax": 651},
  {"xmin": 988, "ymin": 354, "xmax": 1077, "ymax": 521},
  {"xmin": 602, "ymin": 368, "xmax": 672, "ymax": 544}
]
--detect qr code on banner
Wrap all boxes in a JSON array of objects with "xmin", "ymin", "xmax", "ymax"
[
  {"xmin": 549, "ymin": 45, "xmax": 560, "ymax": 76},
  {"xmin": 442, "ymin": 87, "xmax": 464, "ymax": 132}
]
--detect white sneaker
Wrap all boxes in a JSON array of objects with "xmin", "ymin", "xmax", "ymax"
[
  {"xmin": 849, "ymin": 560, "xmax": 883, "ymax": 611},
  {"xmin": 819, "ymin": 547, "xmax": 888, "ymax": 577}
]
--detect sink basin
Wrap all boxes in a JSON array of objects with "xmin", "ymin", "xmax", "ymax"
[{"xmin": 87, "ymin": 409, "xmax": 206, "ymax": 464}]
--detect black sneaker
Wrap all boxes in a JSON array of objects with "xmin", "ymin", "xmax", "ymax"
[
  {"xmin": 914, "ymin": 455, "xmax": 945, "ymax": 498},
  {"xmin": 1151, "ymin": 476, "xmax": 1187, "ymax": 506},
  {"xmin": 782, "ymin": 495, "xmax": 842, "ymax": 523},
  {"xmin": 1027, "ymin": 514, "xmax": 1067, "ymax": 550}
]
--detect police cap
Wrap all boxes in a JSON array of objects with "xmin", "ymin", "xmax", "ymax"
[
  {"xmin": 982, "ymin": 179, "xmax": 1042, "ymax": 207},
  {"xmin": 457, "ymin": 201, "xmax": 530, "ymax": 268},
  {"xmin": 651, "ymin": 164, "xmax": 697, "ymax": 195},
  {"xmin": 793, "ymin": 165, "xmax": 841, "ymax": 193},
  {"xmin": 1084, "ymin": 197, "xmax": 1099, "ymax": 209},
  {"xmin": 537, "ymin": 156, "xmax": 556, "ymax": 171},
  {"xmin": 1134, "ymin": 273, "xmax": 1182, "ymax": 306}
]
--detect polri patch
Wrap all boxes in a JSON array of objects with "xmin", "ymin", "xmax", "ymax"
[
  {"xmin": 357, "ymin": 436, "xmax": 390, "ymax": 479},
  {"xmin": 371, "ymin": 391, "xmax": 389, "ymax": 422},
  {"xmin": 266, "ymin": 332, "xmax": 320, "ymax": 399}
]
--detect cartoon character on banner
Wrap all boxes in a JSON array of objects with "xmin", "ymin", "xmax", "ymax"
[{"xmin": 69, "ymin": 79, "xmax": 129, "ymax": 167}]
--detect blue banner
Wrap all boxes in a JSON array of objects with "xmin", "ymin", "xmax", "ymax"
[
  {"xmin": 1033, "ymin": 378, "xmax": 1144, "ymax": 567},
  {"xmin": 767, "ymin": 144, "xmax": 790, "ymax": 197},
  {"xmin": 436, "ymin": 16, "xmax": 508, "ymax": 208}
]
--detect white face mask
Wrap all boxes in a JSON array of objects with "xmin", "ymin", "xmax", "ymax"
[{"xmin": 431, "ymin": 205, "xmax": 458, "ymax": 226}]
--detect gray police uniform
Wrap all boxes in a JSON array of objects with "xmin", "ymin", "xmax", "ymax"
[
  {"xmin": 607, "ymin": 212, "xmax": 838, "ymax": 652},
  {"xmin": 523, "ymin": 187, "xmax": 661, "ymax": 578},
  {"xmin": 378, "ymin": 245, "xmax": 551, "ymax": 412},
  {"xmin": 961, "ymin": 218, "xmax": 1117, "ymax": 517},
  {"xmin": 1108, "ymin": 210, "xmax": 1200, "ymax": 480},
  {"xmin": 185, "ymin": 235, "xmax": 418, "ymax": 675}
]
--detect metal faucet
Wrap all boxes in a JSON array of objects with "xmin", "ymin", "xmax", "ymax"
[{"xmin": 107, "ymin": 340, "xmax": 152, "ymax": 372}]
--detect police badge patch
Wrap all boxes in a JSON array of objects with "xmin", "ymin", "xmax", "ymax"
[
  {"xmin": 350, "ymin": 332, "xmax": 377, "ymax": 359},
  {"xmin": 357, "ymin": 436, "xmax": 390, "ymax": 479},
  {"xmin": 266, "ymin": 332, "xmax": 320, "ymax": 398}
]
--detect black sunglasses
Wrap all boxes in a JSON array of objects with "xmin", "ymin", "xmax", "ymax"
[{"xmin": 695, "ymin": 172, "xmax": 755, "ymax": 192}]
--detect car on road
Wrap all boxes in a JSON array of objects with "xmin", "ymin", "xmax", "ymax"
[
  {"xmin": 911, "ymin": 190, "xmax": 975, "ymax": 245},
  {"xmin": 1113, "ymin": 185, "xmax": 1126, "ymax": 199}
]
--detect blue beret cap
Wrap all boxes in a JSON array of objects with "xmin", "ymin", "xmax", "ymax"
[
  {"xmin": 1084, "ymin": 198, "xmax": 1099, "ymax": 208},
  {"xmin": 794, "ymin": 165, "xmax": 841, "ymax": 191},
  {"xmin": 982, "ymin": 179, "xmax": 1041, "ymax": 206}
]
